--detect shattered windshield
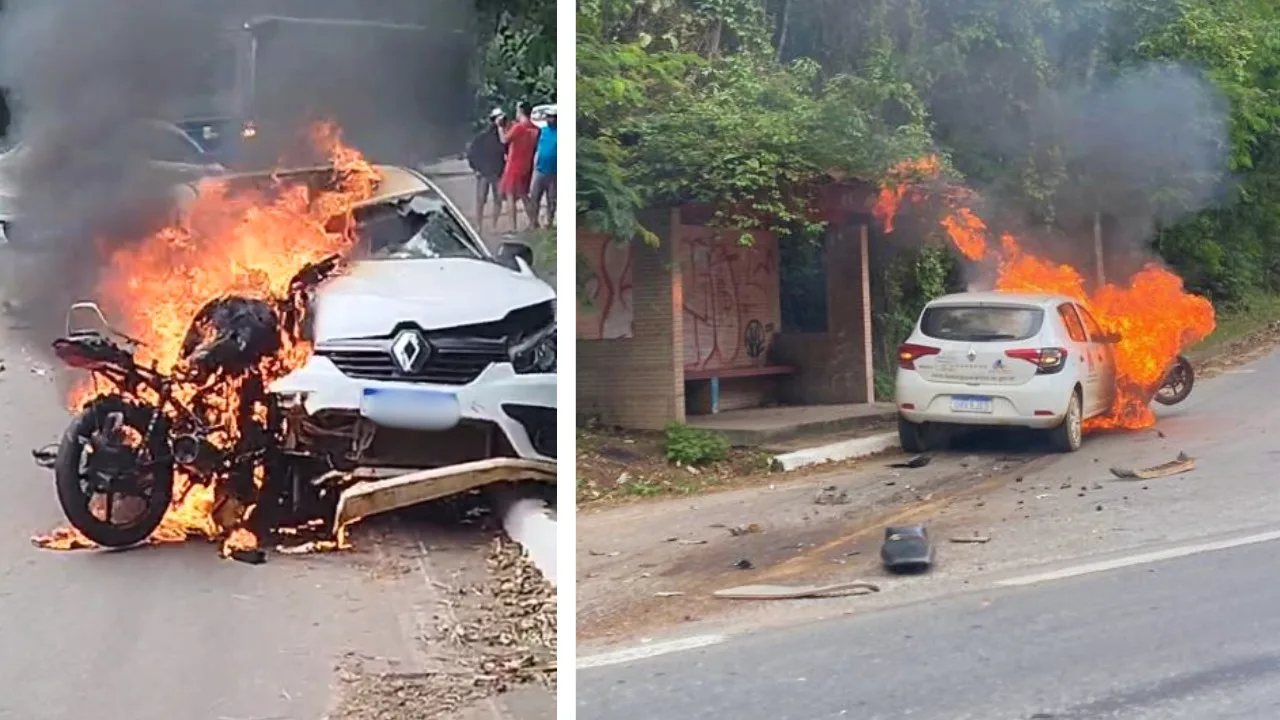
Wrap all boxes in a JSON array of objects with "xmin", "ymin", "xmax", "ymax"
[{"xmin": 356, "ymin": 193, "xmax": 482, "ymax": 260}]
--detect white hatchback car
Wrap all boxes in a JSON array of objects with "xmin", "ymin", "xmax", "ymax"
[{"xmin": 894, "ymin": 292, "xmax": 1117, "ymax": 453}]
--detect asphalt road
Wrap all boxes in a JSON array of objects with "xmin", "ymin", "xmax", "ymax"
[
  {"xmin": 0, "ymin": 326, "xmax": 429, "ymax": 719},
  {"xmin": 579, "ymin": 534, "xmax": 1280, "ymax": 719},
  {"xmin": 579, "ymin": 346, "xmax": 1280, "ymax": 720}
]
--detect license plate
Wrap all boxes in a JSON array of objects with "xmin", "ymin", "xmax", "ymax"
[
  {"xmin": 950, "ymin": 395, "xmax": 994, "ymax": 414},
  {"xmin": 360, "ymin": 387, "xmax": 460, "ymax": 431}
]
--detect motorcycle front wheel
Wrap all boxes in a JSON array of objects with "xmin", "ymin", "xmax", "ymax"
[
  {"xmin": 1153, "ymin": 356, "xmax": 1195, "ymax": 407},
  {"xmin": 54, "ymin": 395, "xmax": 174, "ymax": 548}
]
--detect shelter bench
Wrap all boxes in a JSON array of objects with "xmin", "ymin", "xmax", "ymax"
[{"xmin": 684, "ymin": 365, "xmax": 796, "ymax": 414}]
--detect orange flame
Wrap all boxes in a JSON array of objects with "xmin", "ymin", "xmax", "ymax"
[
  {"xmin": 34, "ymin": 122, "xmax": 381, "ymax": 550},
  {"xmin": 877, "ymin": 154, "xmax": 1215, "ymax": 430}
]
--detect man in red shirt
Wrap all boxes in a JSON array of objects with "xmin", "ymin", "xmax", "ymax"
[{"xmin": 498, "ymin": 101, "xmax": 540, "ymax": 231}]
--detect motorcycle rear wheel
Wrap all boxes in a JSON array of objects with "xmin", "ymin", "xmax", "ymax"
[
  {"xmin": 1154, "ymin": 356, "xmax": 1195, "ymax": 406},
  {"xmin": 54, "ymin": 395, "xmax": 174, "ymax": 548}
]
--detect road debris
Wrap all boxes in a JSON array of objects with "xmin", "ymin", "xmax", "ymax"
[
  {"xmin": 712, "ymin": 581, "xmax": 881, "ymax": 600},
  {"xmin": 1110, "ymin": 452, "xmax": 1195, "ymax": 480},
  {"xmin": 733, "ymin": 558, "xmax": 754, "ymax": 570},
  {"xmin": 587, "ymin": 549, "xmax": 621, "ymax": 557},
  {"xmin": 949, "ymin": 533, "xmax": 991, "ymax": 544},
  {"xmin": 888, "ymin": 454, "xmax": 932, "ymax": 469},
  {"xmin": 654, "ymin": 591, "xmax": 685, "ymax": 597},
  {"xmin": 664, "ymin": 537, "xmax": 707, "ymax": 545},
  {"xmin": 229, "ymin": 548, "xmax": 266, "ymax": 565},
  {"xmin": 31, "ymin": 444, "xmax": 56, "ymax": 469},
  {"xmin": 728, "ymin": 523, "xmax": 762, "ymax": 536},
  {"xmin": 813, "ymin": 485, "xmax": 851, "ymax": 505},
  {"xmin": 881, "ymin": 525, "xmax": 934, "ymax": 573}
]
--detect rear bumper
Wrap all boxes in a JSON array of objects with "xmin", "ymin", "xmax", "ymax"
[{"xmin": 895, "ymin": 370, "xmax": 1073, "ymax": 428}]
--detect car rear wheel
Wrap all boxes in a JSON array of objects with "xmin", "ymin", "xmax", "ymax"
[
  {"xmin": 898, "ymin": 416, "xmax": 932, "ymax": 453},
  {"xmin": 1047, "ymin": 390, "xmax": 1083, "ymax": 453}
]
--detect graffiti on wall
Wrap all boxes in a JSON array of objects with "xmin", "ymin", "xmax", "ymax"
[
  {"xmin": 681, "ymin": 228, "xmax": 781, "ymax": 371},
  {"xmin": 577, "ymin": 233, "xmax": 635, "ymax": 339}
]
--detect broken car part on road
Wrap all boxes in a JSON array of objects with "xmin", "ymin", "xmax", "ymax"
[
  {"xmin": 1110, "ymin": 453, "xmax": 1196, "ymax": 480},
  {"xmin": 713, "ymin": 581, "xmax": 881, "ymax": 600},
  {"xmin": 881, "ymin": 524, "xmax": 935, "ymax": 573}
]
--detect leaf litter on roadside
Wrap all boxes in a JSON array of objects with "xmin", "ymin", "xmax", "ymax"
[{"xmin": 330, "ymin": 536, "xmax": 556, "ymax": 720}]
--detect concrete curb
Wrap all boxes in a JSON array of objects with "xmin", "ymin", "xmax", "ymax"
[
  {"xmin": 490, "ymin": 489, "xmax": 558, "ymax": 587},
  {"xmin": 771, "ymin": 431, "xmax": 901, "ymax": 472}
]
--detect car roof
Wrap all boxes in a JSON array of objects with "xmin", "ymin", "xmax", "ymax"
[
  {"xmin": 167, "ymin": 163, "xmax": 491, "ymax": 258},
  {"xmin": 926, "ymin": 291, "xmax": 1075, "ymax": 308},
  {"xmin": 173, "ymin": 163, "xmax": 436, "ymax": 209}
]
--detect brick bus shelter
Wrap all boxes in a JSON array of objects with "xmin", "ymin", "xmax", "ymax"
[{"xmin": 577, "ymin": 186, "xmax": 892, "ymax": 443}]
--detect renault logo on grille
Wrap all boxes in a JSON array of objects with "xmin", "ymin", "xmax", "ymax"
[{"xmin": 390, "ymin": 329, "xmax": 430, "ymax": 373}]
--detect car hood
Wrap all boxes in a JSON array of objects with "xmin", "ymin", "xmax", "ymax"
[{"xmin": 312, "ymin": 257, "xmax": 554, "ymax": 341}]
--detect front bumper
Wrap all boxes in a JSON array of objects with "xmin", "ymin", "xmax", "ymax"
[{"xmin": 270, "ymin": 355, "xmax": 556, "ymax": 462}]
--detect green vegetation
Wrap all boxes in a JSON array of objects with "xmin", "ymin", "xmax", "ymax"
[
  {"xmin": 578, "ymin": 0, "xmax": 1280, "ymax": 364},
  {"xmin": 1190, "ymin": 291, "xmax": 1280, "ymax": 358},
  {"xmin": 662, "ymin": 422, "xmax": 730, "ymax": 467},
  {"xmin": 476, "ymin": 0, "xmax": 557, "ymax": 114}
]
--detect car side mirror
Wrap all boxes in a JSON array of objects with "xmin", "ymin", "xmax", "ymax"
[{"xmin": 497, "ymin": 241, "xmax": 534, "ymax": 270}]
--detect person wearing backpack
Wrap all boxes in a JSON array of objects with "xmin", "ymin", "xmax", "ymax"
[{"xmin": 466, "ymin": 107, "xmax": 507, "ymax": 234}]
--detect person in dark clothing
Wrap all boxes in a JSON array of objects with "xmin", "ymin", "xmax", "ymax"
[{"xmin": 467, "ymin": 107, "xmax": 508, "ymax": 234}]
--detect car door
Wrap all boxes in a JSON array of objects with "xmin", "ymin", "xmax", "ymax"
[
  {"xmin": 1074, "ymin": 304, "xmax": 1117, "ymax": 410},
  {"xmin": 1055, "ymin": 303, "xmax": 1100, "ymax": 416}
]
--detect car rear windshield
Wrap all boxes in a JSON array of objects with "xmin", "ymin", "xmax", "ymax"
[{"xmin": 919, "ymin": 304, "xmax": 1044, "ymax": 342}]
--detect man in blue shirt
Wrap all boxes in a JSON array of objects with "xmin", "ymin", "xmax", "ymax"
[{"xmin": 529, "ymin": 105, "xmax": 557, "ymax": 228}]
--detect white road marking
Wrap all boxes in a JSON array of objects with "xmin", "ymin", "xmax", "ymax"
[
  {"xmin": 994, "ymin": 528, "xmax": 1280, "ymax": 588},
  {"xmin": 578, "ymin": 634, "xmax": 728, "ymax": 670}
]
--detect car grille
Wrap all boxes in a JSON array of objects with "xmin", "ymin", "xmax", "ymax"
[{"xmin": 319, "ymin": 335, "xmax": 509, "ymax": 385}]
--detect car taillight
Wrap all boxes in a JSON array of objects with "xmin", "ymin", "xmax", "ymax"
[
  {"xmin": 898, "ymin": 343, "xmax": 940, "ymax": 370},
  {"xmin": 1006, "ymin": 347, "xmax": 1068, "ymax": 374}
]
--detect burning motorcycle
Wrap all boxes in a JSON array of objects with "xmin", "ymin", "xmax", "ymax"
[
  {"xmin": 36, "ymin": 255, "xmax": 341, "ymax": 548},
  {"xmin": 1153, "ymin": 354, "xmax": 1195, "ymax": 406}
]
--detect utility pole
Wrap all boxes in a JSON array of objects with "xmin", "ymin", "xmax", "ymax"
[{"xmin": 1093, "ymin": 209, "xmax": 1105, "ymax": 287}]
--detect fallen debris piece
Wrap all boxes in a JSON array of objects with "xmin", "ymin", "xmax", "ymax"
[
  {"xmin": 275, "ymin": 540, "xmax": 342, "ymax": 555},
  {"xmin": 949, "ymin": 534, "xmax": 991, "ymax": 544},
  {"xmin": 713, "ymin": 581, "xmax": 881, "ymax": 600},
  {"xmin": 813, "ymin": 485, "xmax": 851, "ymax": 505},
  {"xmin": 229, "ymin": 548, "xmax": 266, "ymax": 565},
  {"xmin": 654, "ymin": 591, "xmax": 685, "ymax": 597},
  {"xmin": 587, "ymin": 549, "xmax": 620, "ymax": 557},
  {"xmin": 733, "ymin": 558, "xmax": 754, "ymax": 570},
  {"xmin": 1110, "ymin": 452, "xmax": 1195, "ymax": 480},
  {"xmin": 664, "ymin": 537, "xmax": 707, "ymax": 545},
  {"xmin": 728, "ymin": 523, "xmax": 762, "ymax": 536},
  {"xmin": 31, "ymin": 444, "xmax": 57, "ymax": 469},
  {"xmin": 889, "ymin": 454, "xmax": 932, "ymax": 469},
  {"xmin": 881, "ymin": 525, "xmax": 934, "ymax": 574}
]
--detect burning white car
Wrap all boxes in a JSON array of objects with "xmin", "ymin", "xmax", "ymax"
[
  {"xmin": 30, "ymin": 159, "xmax": 554, "ymax": 554},
  {"xmin": 269, "ymin": 165, "xmax": 557, "ymax": 525}
]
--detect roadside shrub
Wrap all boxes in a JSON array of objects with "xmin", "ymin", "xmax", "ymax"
[{"xmin": 663, "ymin": 422, "xmax": 729, "ymax": 467}]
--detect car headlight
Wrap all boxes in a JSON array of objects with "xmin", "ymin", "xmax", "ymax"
[{"xmin": 509, "ymin": 322, "xmax": 556, "ymax": 374}]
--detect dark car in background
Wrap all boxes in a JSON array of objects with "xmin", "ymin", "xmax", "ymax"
[{"xmin": 177, "ymin": 15, "xmax": 473, "ymax": 171}]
